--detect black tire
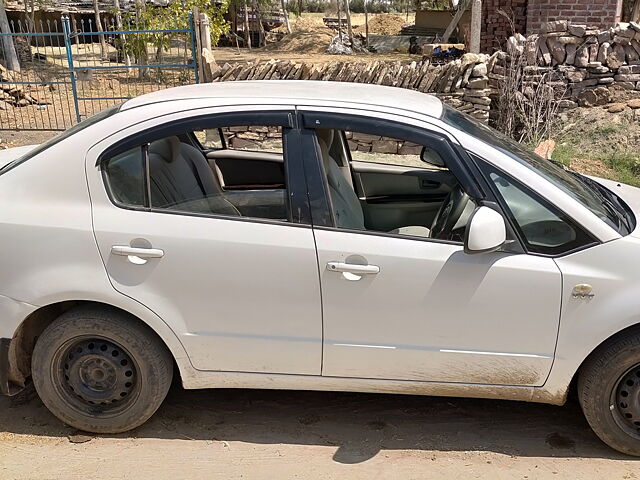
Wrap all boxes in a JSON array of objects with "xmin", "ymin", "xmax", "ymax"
[
  {"xmin": 32, "ymin": 305, "xmax": 173, "ymax": 434},
  {"xmin": 578, "ymin": 329, "xmax": 640, "ymax": 456}
]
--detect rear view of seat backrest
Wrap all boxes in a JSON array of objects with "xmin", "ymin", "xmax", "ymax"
[{"xmin": 147, "ymin": 136, "xmax": 239, "ymax": 216}]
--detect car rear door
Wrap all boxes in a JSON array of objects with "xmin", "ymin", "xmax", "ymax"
[{"xmin": 85, "ymin": 106, "xmax": 323, "ymax": 375}]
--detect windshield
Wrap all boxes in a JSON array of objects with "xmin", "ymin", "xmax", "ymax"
[
  {"xmin": 0, "ymin": 105, "xmax": 120, "ymax": 176},
  {"xmin": 442, "ymin": 105, "xmax": 632, "ymax": 235}
]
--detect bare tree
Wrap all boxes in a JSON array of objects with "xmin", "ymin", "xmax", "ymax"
[
  {"xmin": 92, "ymin": 0, "xmax": 108, "ymax": 61},
  {"xmin": 252, "ymin": 0, "xmax": 266, "ymax": 47},
  {"xmin": 0, "ymin": 1, "xmax": 20, "ymax": 72},
  {"xmin": 363, "ymin": 0, "xmax": 368, "ymax": 47},
  {"xmin": 135, "ymin": 0, "xmax": 149, "ymax": 79},
  {"xmin": 23, "ymin": 0, "xmax": 36, "ymax": 33},
  {"xmin": 113, "ymin": 0, "xmax": 131, "ymax": 66},
  {"xmin": 633, "ymin": 0, "xmax": 640, "ymax": 21},
  {"xmin": 243, "ymin": 0, "xmax": 252, "ymax": 49},
  {"xmin": 280, "ymin": 0, "xmax": 291, "ymax": 34},
  {"xmin": 343, "ymin": 0, "xmax": 353, "ymax": 48}
]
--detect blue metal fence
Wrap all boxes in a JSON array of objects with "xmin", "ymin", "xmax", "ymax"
[{"xmin": 0, "ymin": 13, "xmax": 199, "ymax": 131}]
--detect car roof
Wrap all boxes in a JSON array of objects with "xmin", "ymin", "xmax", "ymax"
[{"xmin": 120, "ymin": 81, "xmax": 444, "ymax": 118}]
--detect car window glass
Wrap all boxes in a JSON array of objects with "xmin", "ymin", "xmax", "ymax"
[
  {"xmin": 193, "ymin": 129, "xmax": 223, "ymax": 149},
  {"xmin": 222, "ymin": 126, "xmax": 283, "ymax": 153},
  {"xmin": 103, "ymin": 146, "xmax": 146, "ymax": 208},
  {"xmin": 346, "ymin": 132, "xmax": 446, "ymax": 170},
  {"xmin": 484, "ymin": 164, "xmax": 596, "ymax": 255},
  {"xmin": 316, "ymin": 127, "xmax": 471, "ymax": 243},
  {"xmin": 103, "ymin": 126, "xmax": 288, "ymax": 222},
  {"xmin": 442, "ymin": 105, "xmax": 628, "ymax": 234}
]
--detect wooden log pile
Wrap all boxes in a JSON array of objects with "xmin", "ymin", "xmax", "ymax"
[
  {"xmin": 0, "ymin": 63, "xmax": 49, "ymax": 110},
  {"xmin": 207, "ymin": 54, "xmax": 493, "ymax": 122}
]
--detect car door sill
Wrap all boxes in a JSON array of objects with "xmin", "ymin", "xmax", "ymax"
[{"xmin": 181, "ymin": 370, "xmax": 554, "ymax": 404}]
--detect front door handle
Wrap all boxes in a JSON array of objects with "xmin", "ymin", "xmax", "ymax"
[
  {"xmin": 111, "ymin": 246, "xmax": 164, "ymax": 265},
  {"xmin": 326, "ymin": 262, "xmax": 380, "ymax": 275}
]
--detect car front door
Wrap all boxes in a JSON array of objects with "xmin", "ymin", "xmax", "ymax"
[
  {"xmin": 301, "ymin": 109, "xmax": 563, "ymax": 387},
  {"xmin": 86, "ymin": 107, "xmax": 322, "ymax": 375}
]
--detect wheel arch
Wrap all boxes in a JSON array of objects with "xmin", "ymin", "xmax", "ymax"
[
  {"xmin": 6, "ymin": 299, "xmax": 192, "ymax": 393},
  {"xmin": 537, "ymin": 322, "xmax": 640, "ymax": 405},
  {"xmin": 574, "ymin": 322, "xmax": 640, "ymax": 381}
]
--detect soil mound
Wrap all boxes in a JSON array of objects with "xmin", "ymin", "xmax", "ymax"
[
  {"xmin": 264, "ymin": 25, "xmax": 334, "ymax": 54},
  {"xmin": 354, "ymin": 14, "xmax": 407, "ymax": 35}
]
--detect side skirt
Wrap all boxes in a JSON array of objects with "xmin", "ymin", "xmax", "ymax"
[{"xmin": 179, "ymin": 370, "xmax": 565, "ymax": 405}]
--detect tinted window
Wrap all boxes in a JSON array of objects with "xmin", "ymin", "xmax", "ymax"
[
  {"xmin": 482, "ymin": 163, "xmax": 596, "ymax": 255},
  {"xmin": 346, "ymin": 132, "xmax": 443, "ymax": 169},
  {"xmin": 193, "ymin": 128, "xmax": 224, "ymax": 149},
  {"xmin": 103, "ymin": 147, "xmax": 146, "ymax": 207},
  {"xmin": 102, "ymin": 130, "xmax": 288, "ymax": 222},
  {"xmin": 442, "ymin": 106, "xmax": 628, "ymax": 235}
]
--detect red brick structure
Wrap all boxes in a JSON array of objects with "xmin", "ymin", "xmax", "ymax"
[
  {"xmin": 526, "ymin": 0, "xmax": 623, "ymax": 33},
  {"xmin": 480, "ymin": 0, "xmax": 528, "ymax": 53},
  {"xmin": 478, "ymin": 0, "xmax": 623, "ymax": 53}
]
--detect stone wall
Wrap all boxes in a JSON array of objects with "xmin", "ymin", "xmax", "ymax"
[
  {"xmin": 219, "ymin": 126, "xmax": 423, "ymax": 156},
  {"xmin": 206, "ymin": 19, "xmax": 640, "ymax": 130},
  {"xmin": 208, "ymin": 56, "xmax": 493, "ymax": 122},
  {"xmin": 497, "ymin": 20, "xmax": 640, "ymax": 107},
  {"xmin": 526, "ymin": 0, "xmax": 621, "ymax": 34}
]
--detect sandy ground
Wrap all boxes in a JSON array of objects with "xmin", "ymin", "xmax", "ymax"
[{"xmin": 0, "ymin": 384, "xmax": 638, "ymax": 479}]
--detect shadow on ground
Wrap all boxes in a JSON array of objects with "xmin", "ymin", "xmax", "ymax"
[{"xmin": 0, "ymin": 383, "xmax": 635, "ymax": 464}]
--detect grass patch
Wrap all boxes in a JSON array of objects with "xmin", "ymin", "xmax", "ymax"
[
  {"xmin": 592, "ymin": 123, "xmax": 626, "ymax": 138},
  {"xmin": 602, "ymin": 152, "xmax": 640, "ymax": 187},
  {"xmin": 551, "ymin": 143, "xmax": 579, "ymax": 168}
]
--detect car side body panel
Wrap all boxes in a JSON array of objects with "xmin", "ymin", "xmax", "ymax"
[
  {"xmin": 0, "ymin": 84, "xmax": 639, "ymax": 407},
  {"xmin": 538, "ymin": 237, "xmax": 640, "ymax": 403},
  {"xmin": 0, "ymin": 122, "xmax": 195, "ymax": 382},
  {"xmin": 314, "ymin": 228, "xmax": 562, "ymax": 386}
]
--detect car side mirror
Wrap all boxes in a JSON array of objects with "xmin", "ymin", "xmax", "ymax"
[
  {"xmin": 464, "ymin": 206, "xmax": 507, "ymax": 254},
  {"xmin": 420, "ymin": 146, "xmax": 446, "ymax": 168}
]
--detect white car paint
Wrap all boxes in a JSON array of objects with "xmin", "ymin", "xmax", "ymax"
[
  {"xmin": 0, "ymin": 81, "xmax": 638, "ymax": 408},
  {"xmin": 315, "ymin": 228, "xmax": 561, "ymax": 386},
  {"xmin": 0, "ymin": 145, "xmax": 37, "ymax": 168}
]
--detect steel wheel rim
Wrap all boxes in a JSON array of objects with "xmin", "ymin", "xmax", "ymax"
[
  {"xmin": 52, "ymin": 335, "xmax": 141, "ymax": 418},
  {"xmin": 611, "ymin": 363, "xmax": 640, "ymax": 439}
]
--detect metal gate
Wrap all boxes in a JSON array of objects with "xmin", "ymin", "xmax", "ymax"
[{"xmin": 0, "ymin": 13, "xmax": 199, "ymax": 131}]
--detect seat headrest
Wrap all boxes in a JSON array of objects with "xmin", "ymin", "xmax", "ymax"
[
  {"xmin": 149, "ymin": 136, "xmax": 182, "ymax": 162},
  {"xmin": 316, "ymin": 128, "xmax": 334, "ymax": 156}
]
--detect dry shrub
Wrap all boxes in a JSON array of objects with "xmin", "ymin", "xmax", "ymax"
[{"xmin": 493, "ymin": 10, "xmax": 567, "ymax": 145}]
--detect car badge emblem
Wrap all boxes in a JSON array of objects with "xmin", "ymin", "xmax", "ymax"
[{"xmin": 572, "ymin": 284, "xmax": 594, "ymax": 299}]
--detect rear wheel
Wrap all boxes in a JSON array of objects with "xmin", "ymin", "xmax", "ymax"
[
  {"xmin": 578, "ymin": 330, "xmax": 640, "ymax": 456},
  {"xmin": 32, "ymin": 306, "xmax": 173, "ymax": 433}
]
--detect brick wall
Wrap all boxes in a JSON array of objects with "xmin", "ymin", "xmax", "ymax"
[
  {"xmin": 481, "ymin": 0, "xmax": 528, "ymax": 53},
  {"xmin": 526, "ymin": 0, "xmax": 621, "ymax": 33}
]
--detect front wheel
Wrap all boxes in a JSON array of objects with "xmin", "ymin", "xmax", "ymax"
[
  {"xmin": 32, "ymin": 306, "xmax": 173, "ymax": 433},
  {"xmin": 578, "ymin": 330, "xmax": 640, "ymax": 456}
]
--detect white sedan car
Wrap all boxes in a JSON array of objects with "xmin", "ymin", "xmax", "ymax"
[{"xmin": 1, "ymin": 81, "xmax": 639, "ymax": 455}]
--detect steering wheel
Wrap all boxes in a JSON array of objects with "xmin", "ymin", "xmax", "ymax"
[{"xmin": 430, "ymin": 184, "xmax": 470, "ymax": 240}]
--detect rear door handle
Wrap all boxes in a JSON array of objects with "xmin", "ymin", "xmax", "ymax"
[
  {"xmin": 111, "ymin": 246, "xmax": 164, "ymax": 265},
  {"xmin": 326, "ymin": 262, "xmax": 380, "ymax": 275}
]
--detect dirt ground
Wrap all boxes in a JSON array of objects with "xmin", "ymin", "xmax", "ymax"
[{"xmin": 0, "ymin": 384, "xmax": 638, "ymax": 479}]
